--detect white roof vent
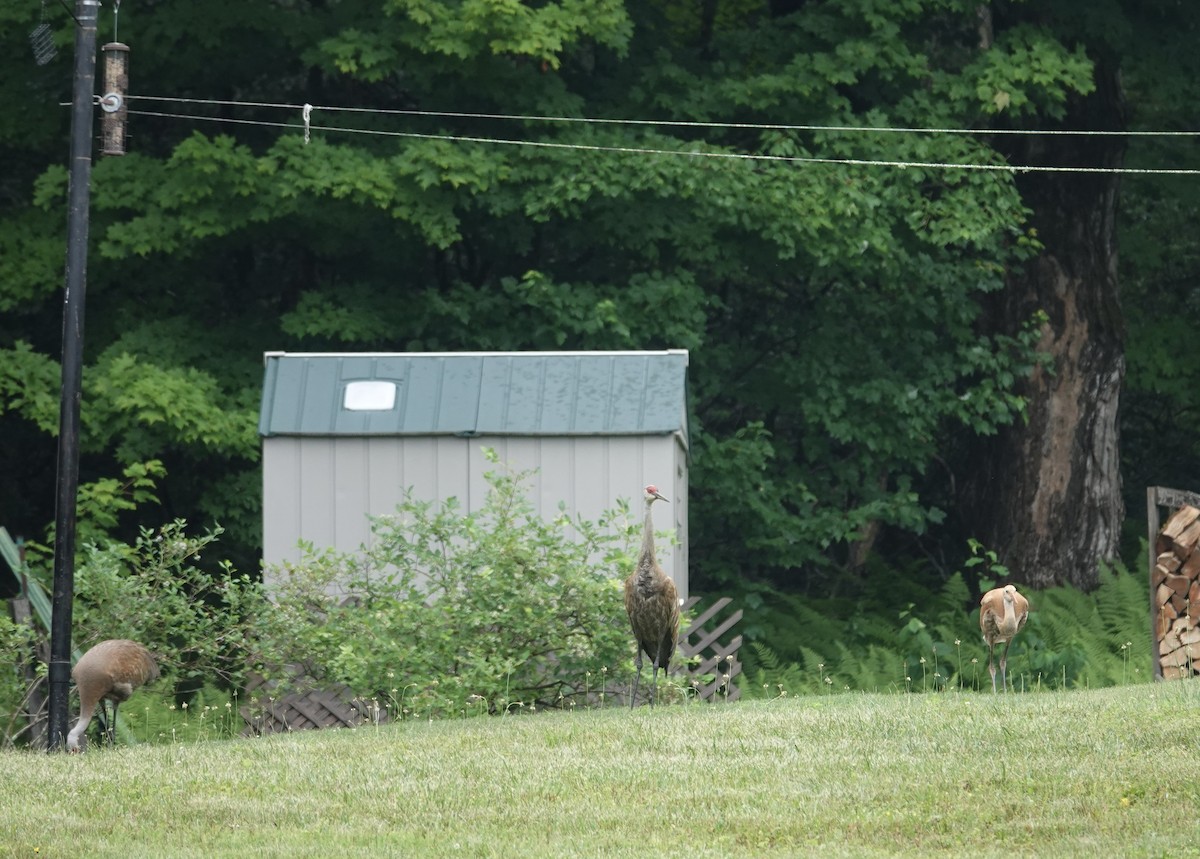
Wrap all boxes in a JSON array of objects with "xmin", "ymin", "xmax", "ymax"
[{"xmin": 343, "ymin": 380, "xmax": 397, "ymax": 411}]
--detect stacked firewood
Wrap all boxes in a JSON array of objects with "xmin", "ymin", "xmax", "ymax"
[{"xmin": 1154, "ymin": 506, "xmax": 1200, "ymax": 680}]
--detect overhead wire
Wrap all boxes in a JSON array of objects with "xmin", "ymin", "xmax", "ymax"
[
  {"xmin": 126, "ymin": 94, "xmax": 1200, "ymax": 138},
  {"xmin": 121, "ymin": 94, "xmax": 1200, "ymax": 176}
]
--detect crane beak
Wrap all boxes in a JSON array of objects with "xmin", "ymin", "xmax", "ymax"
[{"xmin": 652, "ymin": 491, "xmax": 669, "ymax": 503}]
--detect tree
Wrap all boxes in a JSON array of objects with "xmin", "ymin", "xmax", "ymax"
[
  {"xmin": 961, "ymin": 3, "xmax": 1127, "ymax": 590},
  {"xmin": 2, "ymin": 0, "xmax": 1190, "ymax": 609},
  {"xmin": 960, "ymin": 1, "xmax": 1200, "ymax": 590}
]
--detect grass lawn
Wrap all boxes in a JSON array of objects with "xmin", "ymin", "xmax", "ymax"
[{"xmin": 2, "ymin": 682, "xmax": 1198, "ymax": 858}]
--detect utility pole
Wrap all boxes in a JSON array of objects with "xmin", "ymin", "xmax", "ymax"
[{"xmin": 47, "ymin": 0, "xmax": 100, "ymax": 752}]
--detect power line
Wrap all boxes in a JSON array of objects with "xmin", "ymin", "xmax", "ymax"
[
  {"xmin": 126, "ymin": 108, "xmax": 1200, "ymax": 176},
  {"xmin": 126, "ymin": 94, "xmax": 1200, "ymax": 138}
]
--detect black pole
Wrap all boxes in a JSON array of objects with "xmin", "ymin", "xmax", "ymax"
[{"xmin": 47, "ymin": 0, "xmax": 100, "ymax": 752}]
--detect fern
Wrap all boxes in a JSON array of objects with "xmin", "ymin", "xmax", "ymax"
[
  {"xmin": 735, "ymin": 556, "xmax": 1152, "ymax": 697},
  {"xmin": 1020, "ymin": 562, "xmax": 1151, "ymax": 689},
  {"xmin": 838, "ymin": 642, "xmax": 909, "ymax": 693},
  {"xmin": 751, "ymin": 640, "xmax": 782, "ymax": 674},
  {"xmin": 744, "ymin": 642, "xmax": 809, "ymax": 697}
]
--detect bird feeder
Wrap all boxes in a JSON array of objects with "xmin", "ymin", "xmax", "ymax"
[{"xmin": 99, "ymin": 42, "xmax": 129, "ymax": 156}]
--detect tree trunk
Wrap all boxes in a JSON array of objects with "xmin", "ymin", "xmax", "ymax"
[{"xmin": 962, "ymin": 53, "xmax": 1127, "ymax": 591}]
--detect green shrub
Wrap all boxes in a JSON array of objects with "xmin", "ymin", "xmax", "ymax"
[
  {"xmin": 261, "ymin": 457, "xmax": 642, "ymax": 715},
  {"xmin": 0, "ymin": 613, "xmax": 37, "ymax": 747},
  {"xmin": 70, "ymin": 520, "xmax": 270, "ymax": 699},
  {"xmin": 0, "ymin": 519, "xmax": 268, "ymax": 746}
]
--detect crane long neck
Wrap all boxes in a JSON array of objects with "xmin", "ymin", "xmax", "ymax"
[
  {"xmin": 638, "ymin": 501, "xmax": 657, "ymax": 573},
  {"xmin": 999, "ymin": 594, "xmax": 1018, "ymax": 636}
]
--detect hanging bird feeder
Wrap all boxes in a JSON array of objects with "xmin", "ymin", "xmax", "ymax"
[{"xmin": 99, "ymin": 41, "xmax": 129, "ymax": 156}]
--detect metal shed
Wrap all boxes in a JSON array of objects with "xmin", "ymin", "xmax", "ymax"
[{"xmin": 258, "ymin": 350, "xmax": 690, "ymax": 597}]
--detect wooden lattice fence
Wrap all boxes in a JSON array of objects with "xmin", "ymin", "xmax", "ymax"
[
  {"xmin": 679, "ymin": 596, "xmax": 743, "ymax": 702},
  {"xmin": 241, "ymin": 673, "xmax": 385, "ymax": 735}
]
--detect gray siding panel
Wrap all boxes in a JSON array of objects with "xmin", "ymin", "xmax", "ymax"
[
  {"xmin": 365, "ymin": 437, "xmax": 400, "ymax": 525},
  {"xmin": 263, "ymin": 434, "xmax": 688, "ymax": 598},
  {"xmin": 299, "ymin": 439, "xmax": 336, "ymax": 556},
  {"xmin": 262, "ymin": 438, "xmax": 303, "ymax": 564}
]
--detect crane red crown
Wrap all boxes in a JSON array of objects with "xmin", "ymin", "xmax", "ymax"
[{"xmin": 644, "ymin": 484, "xmax": 669, "ymax": 502}]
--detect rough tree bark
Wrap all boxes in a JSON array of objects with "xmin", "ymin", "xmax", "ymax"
[{"xmin": 962, "ymin": 50, "xmax": 1127, "ymax": 591}]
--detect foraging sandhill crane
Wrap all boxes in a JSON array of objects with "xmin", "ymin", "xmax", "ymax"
[
  {"xmin": 979, "ymin": 585, "xmax": 1029, "ymax": 693},
  {"xmin": 624, "ymin": 484, "xmax": 680, "ymax": 708},
  {"xmin": 66, "ymin": 639, "xmax": 159, "ymax": 751}
]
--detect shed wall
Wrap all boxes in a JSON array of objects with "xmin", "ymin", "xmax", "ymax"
[{"xmin": 263, "ymin": 435, "xmax": 688, "ymax": 598}]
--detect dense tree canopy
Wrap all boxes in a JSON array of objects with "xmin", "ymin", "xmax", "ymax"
[{"xmin": 2, "ymin": 1, "xmax": 1198, "ymax": 614}]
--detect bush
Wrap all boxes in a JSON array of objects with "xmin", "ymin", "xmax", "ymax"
[
  {"xmin": 0, "ymin": 519, "xmax": 268, "ymax": 746},
  {"xmin": 70, "ymin": 520, "xmax": 270, "ymax": 699},
  {"xmin": 261, "ymin": 457, "xmax": 641, "ymax": 715},
  {"xmin": 0, "ymin": 613, "xmax": 37, "ymax": 747}
]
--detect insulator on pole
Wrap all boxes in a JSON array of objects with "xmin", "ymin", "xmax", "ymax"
[{"xmin": 100, "ymin": 42, "xmax": 129, "ymax": 156}]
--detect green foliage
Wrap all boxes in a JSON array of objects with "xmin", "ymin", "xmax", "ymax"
[
  {"xmin": 321, "ymin": 0, "xmax": 633, "ymax": 76},
  {"xmin": 0, "ymin": 341, "xmax": 61, "ymax": 433},
  {"xmin": 0, "ymin": 611, "xmax": 36, "ymax": 748},
  {"xmin": 15, "ymin": 461, "xmax": 168, "ymax": 572},
  {"xmin": 73, "ymin": 461, "xmax": 167, "ymax": 547},
  {"xmin": 68, "ymin": 520, "xmax": 270, "ymax": 696},
  {"xmin": 86, "ymin": 353, "xmax": 259, "ymax": 462},
  {"xmin": 116, "ymin": 684, "xmax": 246, "ymax": 746},
  {"xmin": 3, "ymin": 0, "xmax": 1194, "ymax": 605},
  {"xmin": 1116, "ymin": 0, "xmax": 1200, "ymax": 525},
  {"xmin": 954, "ymin": 25, "xmax": 1097, "ymax": 118},
  {"xmin": 261, "ymin": 460, "xmax": 639, "ymax": 715},
  {"xmin": 1, "ymin": 517, "xmax": 269, "ymax": 747},
  {"xmin": 743, "ymin": 548, "xmax": 1153, "ymax": 696},
  {"xmin": 1024, "ymin": 564, "xmax": 1152, "ymax": 688}
]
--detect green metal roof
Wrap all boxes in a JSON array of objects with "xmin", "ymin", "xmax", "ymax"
[{"xmin": 259, "ymin": 351, "xmax": 689, "ymax": 440}]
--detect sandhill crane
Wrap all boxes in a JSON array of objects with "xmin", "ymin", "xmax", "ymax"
[
  {"xmin": 624, "ymin": 484, "xmax": 680, "ymax": 708},
  {"xmin": 979, "ymin": 584, "xmax": 1029, "ymax": 693},
  {"xmin": 66, "ymin": 639, "xmax": 159, "ymax": 751}
]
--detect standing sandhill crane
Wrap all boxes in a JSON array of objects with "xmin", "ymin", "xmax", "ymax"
[
  {"xmin": 979, "ymin": 585, "xmax": 1029, "ymax": 694},
  {"xmin": 66, "ymin": 639, "xmax": 159, "ymax": 751},
  {"xmin": 624, "ymin": 484, "xmax": 680, "ymax": 708}
]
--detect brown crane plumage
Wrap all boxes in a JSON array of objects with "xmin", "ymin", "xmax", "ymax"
[
  {"xmin": 67, "ymin": 639, "xmax": 159, "ymax": 751},
  {"xmin": 624, "ymin": 484, "xmax": 679, "ymax": 708},
  {"xmin": 979, "ymin": 585, "xmax": 1029, "ymax": 694}
]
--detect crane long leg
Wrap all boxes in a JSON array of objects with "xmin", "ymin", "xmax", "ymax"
[
  {"xmin": 631, "ymin": 651, "xmax": 643, "ymax": 709},
  {"xmin": 649, "ymin": 662, "xmax": 658, "ymax": 708},
  {"xmin": 109, "ymin": 701, "xmax": 121, "ymax": 744},
  {"xmin": 988, "ymin": 645, "xmax": 998, "ymax": 693},
  {"xmin": 999, "ymin": 642, "xmax": 1011, "ymax": 694},
  {"xmin": 95, "ymin": 700, "xmax": 109, "ymax": 747}
]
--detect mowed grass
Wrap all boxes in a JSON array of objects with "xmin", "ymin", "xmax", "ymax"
[{"xmin": 3, "ymin": 682, "xmax": 1199, "ymax": 858}]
